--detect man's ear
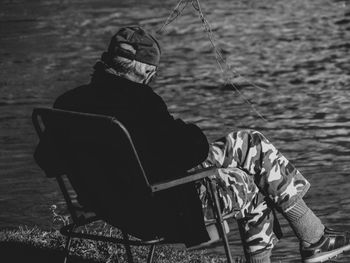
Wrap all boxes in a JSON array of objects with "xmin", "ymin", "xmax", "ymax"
[{"xmin": 144, "ymin": 70, "xmax": 156, "ymax": 85}]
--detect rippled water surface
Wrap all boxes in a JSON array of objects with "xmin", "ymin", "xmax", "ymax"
[{"xmin": 1, "ymin": 0, "xmax": 350, "ymax": 261}]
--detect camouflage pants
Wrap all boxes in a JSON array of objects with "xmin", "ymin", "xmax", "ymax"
[{"xmin": 197, "ymin": 130, "xmax": 310, "ymax": 254}]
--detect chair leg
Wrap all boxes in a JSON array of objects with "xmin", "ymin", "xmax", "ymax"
[
  {"xmin": 122, "ymin": 231, "xmax": 134, "ymax": 263},
  {"xmin": 147, "ymin": 244, "xmax": 156, "ymax": 263},
  {"xmin": 208, "ymin": 180, "xmax": 234, "ymax": 263},
  {"xmin": 63, "ymin": 224, "xmax": 76, "ymax": 263},
  {"xmin": 237, "ymin": 219, "xmax": 250, "ymax": 261}
]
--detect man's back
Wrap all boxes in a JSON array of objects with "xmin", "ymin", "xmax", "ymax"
[{"xmin": 54, "ymin": 62, "xmax": 209, "ymax": 182}]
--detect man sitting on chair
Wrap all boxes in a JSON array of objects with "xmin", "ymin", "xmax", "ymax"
[{"xmin": 51, "ymin": 26, "xmax": 350, "ymax": 263}]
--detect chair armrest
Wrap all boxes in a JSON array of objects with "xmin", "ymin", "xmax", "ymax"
[{"xmin": 151, "ymin": 167, "xmax": 217, "ymax": 192}]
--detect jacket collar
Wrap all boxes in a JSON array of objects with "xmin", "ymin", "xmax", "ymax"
[{"xmin": 90, "ymin": 61, "xmax": 148, "ymax": 90}]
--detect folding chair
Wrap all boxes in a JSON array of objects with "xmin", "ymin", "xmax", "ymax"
[{"xmin": 32, "ymin": 107, "xmax": 235, "ymax": 263}]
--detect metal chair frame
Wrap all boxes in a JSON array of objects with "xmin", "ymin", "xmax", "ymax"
[{"xmin": 32, "ymin": 107, "xmax": 235, "ymax": 263}]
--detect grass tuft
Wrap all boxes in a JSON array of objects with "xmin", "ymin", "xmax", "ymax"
[
  {"xmin": 0, "ymin": 225, "xmax": 246, "ymax": 262},
  {"xmin": 0, "ymin": 204, "xmax": 244, "ymax": 262}
]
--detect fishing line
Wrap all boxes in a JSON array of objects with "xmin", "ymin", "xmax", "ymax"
[
  {"xmin": 157, "ymin": 0, "xmax": 267, "ymax": 122},
  {"xmin": 156, "ymin": 0, "xmax": 191, "ymax": 34}
]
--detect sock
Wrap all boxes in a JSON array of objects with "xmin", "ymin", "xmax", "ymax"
[
  {"xmin": 283, "ymin": 199, "xmax": 325, "ymax": 246},
  {"xmin": 247, "ymin": 249, "xmax": 271, "ymax": 263}
]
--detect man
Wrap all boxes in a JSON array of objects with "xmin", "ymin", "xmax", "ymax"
[{"xmin": 51, "ymin": 26, "xmax": 350, "ymax": 262}]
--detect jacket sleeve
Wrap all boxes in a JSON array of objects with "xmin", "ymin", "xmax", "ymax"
[
  {"xmin": 145, "ymin": 92, "xmax": 209, "ymax": 172},
  {"xmin": 163, "ymin": 118, "xmax": 209, "ymax": 170}
]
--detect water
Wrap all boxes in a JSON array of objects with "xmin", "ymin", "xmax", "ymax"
[{"xmin": 1, "ymin": 0, "xmax": 350, "ymax": 261}]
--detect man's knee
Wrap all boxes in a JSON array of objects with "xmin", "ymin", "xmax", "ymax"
[
  {"xmin": 235, "ymin": 129, "xmax": 268, "ymax": 143},
  {"xmin": 214, "ymin": 167, "xmax": 259, "ymax": 217}
]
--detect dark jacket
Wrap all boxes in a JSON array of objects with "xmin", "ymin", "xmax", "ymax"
[
  {"xmin": 54, "ymin": 63, "xmax": 209, "ymax": 183},
  {"xmin": 45, "ymin": 62, "xmax": 210, "ymax": 246}
]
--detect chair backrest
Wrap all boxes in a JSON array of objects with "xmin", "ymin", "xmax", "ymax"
[{"xmin": 32, "ymin": 107, "xmax": 164, "ymax": 238}]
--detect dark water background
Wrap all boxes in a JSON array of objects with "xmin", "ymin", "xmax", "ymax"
[{"xmin": 1, "ymin": 0, "xmax": 350, "ymax": 261}]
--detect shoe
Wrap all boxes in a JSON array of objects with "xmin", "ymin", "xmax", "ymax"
[{"xmin": 301, "ymin": 227, "xmax": 350, "ymax": 263}]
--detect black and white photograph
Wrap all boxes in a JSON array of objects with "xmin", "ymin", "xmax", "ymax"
[{"xmin": 1, "ymin": 0, "xmax": 350, "ymax": 262}]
